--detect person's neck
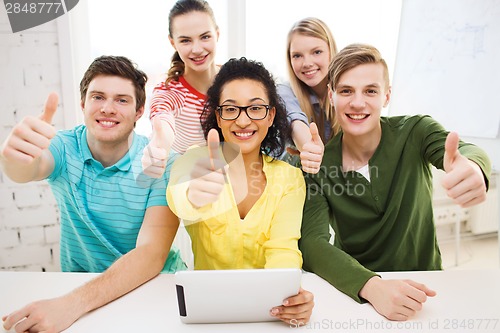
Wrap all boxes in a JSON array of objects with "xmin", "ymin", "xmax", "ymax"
[
  {"xmin": 341, "ymin": 130, "xmax": 381, "ymax": 171},
  {"xmin": 223, "ymin": 145, "xmax": 263, "ymax": 179},
  {"xmin": 87, "ymin": 132, "xmax": 134, "ymax": 168},
  {"xmin": 242, "ymin": 151, "xmax": 263, "ymax": 177},
  {"xmin": 223, "ymin": 144, "xmax": 263, "ymax": 175},
  {"xmin": 311, "ymin": 77, "xmax": 328, "ymax": 101},
  {"xmin": 183, "ymin": 65, "xmax": 218, "ymax": 95}
]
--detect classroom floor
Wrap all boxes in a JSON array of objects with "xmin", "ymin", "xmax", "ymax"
[{"xmin": 439, "ymin": 233, "xmax": 499, "ymax": 270}]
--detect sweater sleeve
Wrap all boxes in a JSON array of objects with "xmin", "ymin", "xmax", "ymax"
[
  {"xmin": 149, "ymin": 82, "xmax": 181, "ymax": 135},
  {"xmin": 300, "ymin": 173, "xmax": 377, "ymax": 303},
  {"xmin": 277, "ymin": 83, "xmax": 309, "ymax": 125},
  {"xmin": 416, "ymin": 115, "xmax": 492, "ymax": 189}
]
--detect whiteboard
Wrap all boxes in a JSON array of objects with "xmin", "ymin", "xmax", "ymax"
[{"xmin": 390, "ymin": 0, "xmax": 500, "ymax": 169}]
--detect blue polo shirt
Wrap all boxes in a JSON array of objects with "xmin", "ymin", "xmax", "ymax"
[{"xmin": 48, "ymin": 125, "xmax": 185, "ymax": 273}]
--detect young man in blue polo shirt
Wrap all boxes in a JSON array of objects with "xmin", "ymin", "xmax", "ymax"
[{"xmin": 0, "ymin": 55, "xmax": 185, "ymax": 333}]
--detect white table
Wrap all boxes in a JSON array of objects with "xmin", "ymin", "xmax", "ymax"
[{"xmin": 1, "ymin": 270, "xmax": 499, "ymax": 333}]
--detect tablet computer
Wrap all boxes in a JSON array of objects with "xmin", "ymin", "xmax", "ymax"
[{"xmin": 175, "ymin": 268, "xmax": 302, "ymax": 324}]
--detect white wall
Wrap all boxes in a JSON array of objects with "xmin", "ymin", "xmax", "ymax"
[{"xmin": 0, "ymin": 9, "xmax": 64, "ymax": 271}]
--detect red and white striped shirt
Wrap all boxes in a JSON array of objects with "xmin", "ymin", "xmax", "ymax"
[{"xmin": 150, "ymin": 76, "xmax": 206, "ymax": 154}]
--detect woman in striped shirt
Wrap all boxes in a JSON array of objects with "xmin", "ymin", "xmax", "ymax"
[{"xmin": 142, "ymin": 0, "xmax": 220, "ymax": 178}]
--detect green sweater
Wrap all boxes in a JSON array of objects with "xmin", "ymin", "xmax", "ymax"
[{"xmin": 300, "ymin": 115, "xmax": 491, "ymax": 302}]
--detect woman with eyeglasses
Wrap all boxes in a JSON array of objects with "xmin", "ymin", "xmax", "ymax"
[{"xmin": 167, "ymin": 57, "xmax": 314, "ymax": 325}]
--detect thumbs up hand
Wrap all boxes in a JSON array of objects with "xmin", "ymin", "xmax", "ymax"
[
  {"xmin": 1, "ymin": 92, "xmax": 58, "ymax": 165},
  {"xmin": 187, "ymin": 129, "xmax": 227, "ymax": 208},
  {"xmin": 299, "ymin": 123, "xmax": 324, "ymax": 174},
  {"xmin": 441, "ymin": 132, "xmax": 487, "ymax": 207},
  {"xmin": 141, "ymin": 117, "xmax": 173, "ymax": 178}
]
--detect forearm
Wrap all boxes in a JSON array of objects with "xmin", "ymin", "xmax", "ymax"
[
  {"xmin": 66, "ymin": 243, "xmax": 167, "ymax": 317},
  {"xmin": 301, "ymin": 179, "xmax": 376, "ymax": 302},
  {"xmin": 300, "ymin": 236, "xmax": 376, "ymax": 303},
  {"xmin": 0, "ymin": 149, "xmax": 52, "ymax": 183},
  {"xmin": 358, "ymin": 276, "xmax": 382, "ymax": 301},
  {"xmin": 0, "ymin": 155, "xmax": 37, "ymax": 183},
  {"xmin": 155, "ymin": 116, "xmax": 176, "ymax": 153},
  {"xmin": 291, "ymin": 120, "xmax": 312, "ymax": 152},
  {"xmin": 70, "ymin": 204, "xmax": 179, "ymax": 315},
  {"xmin": 459, "ymin": 144, "xmax": 492, "ymax": 188},
  {"xmin": 0, "ymin": 248, "xmax": 165, "ymax": 333},
  {"xmin": 422, "ymin": 116, "xmax": 491, "ymax": 186}
]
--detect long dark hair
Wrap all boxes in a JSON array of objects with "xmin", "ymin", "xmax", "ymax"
[{"xmin": 201, "ymin": 57, "xmax": 292, "ymax": 158}]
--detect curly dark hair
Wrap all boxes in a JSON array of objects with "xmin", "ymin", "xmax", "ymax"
[{"xmin": 201, "ymin": 57, "xmax": 291, "ymax": 158}]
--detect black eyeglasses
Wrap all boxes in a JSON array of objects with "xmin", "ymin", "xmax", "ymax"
[{"xmin": 217, "ymin": 104, "xmax": 270, "ymax": 120}]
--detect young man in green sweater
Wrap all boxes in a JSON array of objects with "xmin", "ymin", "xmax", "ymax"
[{"xmin": 300, "ymin": 43, "xmax": 491, "ymax": 321}]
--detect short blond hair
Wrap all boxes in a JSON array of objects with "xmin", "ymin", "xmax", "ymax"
[{"xmin": 328, "ymin": 43, "xmax": 390, "ymax": 91}]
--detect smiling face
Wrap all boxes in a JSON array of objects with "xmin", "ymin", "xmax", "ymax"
[
  {"xmin": 216, "ymin": 79, "xmax": 275, "ymax": 158},
  {"xmin": 331, "ymin": 63, "xmax": 391, "ymax": 140},
  {"xmin": 82, "ymin": 75, "xmax": 143, "ymax": 148},
  {"xmin": 169, "ymin": 11, "xmax": 219, "ymax": 74},
  {"xmin": 289, "ymin": 33, "xmax": 331, "ymax": 92}
]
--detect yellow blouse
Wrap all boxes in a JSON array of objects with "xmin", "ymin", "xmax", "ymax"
[{"xmin": 167, "ymin": 148, "xmax": 305, "ymax": 270}]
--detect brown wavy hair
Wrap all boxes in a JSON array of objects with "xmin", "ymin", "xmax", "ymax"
[
  {"xmin": 80, "ymin": 55, "xmax": 147, "ymax": 111},
  {"xmin": 328, "ymin": 43, "xmax": 390, "ymax": 92}
]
